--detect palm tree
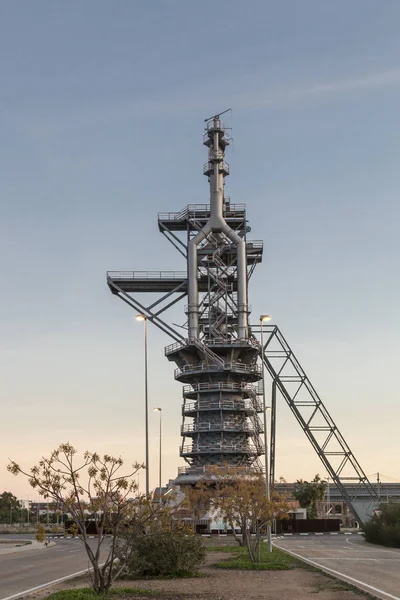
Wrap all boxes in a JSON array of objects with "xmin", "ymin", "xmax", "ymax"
[{"xmin": 293, "ymin": 474, "xmax": 327, "ymax": 519}]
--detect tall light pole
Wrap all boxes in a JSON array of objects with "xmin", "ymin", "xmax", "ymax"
[
  {"xmin": 260, "ymin": 314, "xmax": 272, "ymax": 553},
  {"xmin": 154, "ymin": 407, "xmax": 162, "ymax": 503},
  {"xmin": 136, "ymin": 314, "xmax": 149, "ymax": 496}
]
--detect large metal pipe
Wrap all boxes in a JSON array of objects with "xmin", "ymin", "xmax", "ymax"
[
  {"xmin": 187, "ymin": 123, "xmax": 248, "ymax": 340},
  {"xmin": 187, "ymin": 226, "xmax": 210, "ymax": 340}
]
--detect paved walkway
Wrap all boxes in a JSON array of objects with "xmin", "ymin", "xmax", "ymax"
[{"xmin": 275, "ymin": 534, "xmax": 400, "ymax": 600}]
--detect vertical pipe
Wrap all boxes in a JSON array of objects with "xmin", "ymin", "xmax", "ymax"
[
  {"xmin": 144, "ymin": 317, "xmax": 150, "ymax": 496},
  {"xmin": 270, "ymin": 381, "xmax": 276, "ymax": 489},
  {"xmin": 237, "ymin": 241, "xmax": 248, "ymax": 339},
  {"xmin": 327, "ymin": 477, "xmax": 330, "ymax": 518},
  {"xmin": 159, "ymin": 409, "xmax": 162, "ymax": 503},
  {"xmin": 260, "ymin": 322, "xmax": 272, "ymax": 552},
  {"xmin": 187, "ymin": 241, "xmax": 198, "ymax": 339}
]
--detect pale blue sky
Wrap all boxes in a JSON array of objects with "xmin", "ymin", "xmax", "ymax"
[{"xmin": 1, "ymin": 1, "xmax": 400, "ymax": 497}]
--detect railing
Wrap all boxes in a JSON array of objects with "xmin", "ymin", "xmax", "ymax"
[
  {"xmin": 107, "ymin": 270, "xmax": 187, "ymax": 281},
  {"xmin": 182, "ymin": 382, "xmax": 259, "ymax": 394},
  {"xmin": 182, "ymin": 399, "xmax": 263, "ymax": 413},
  {"xmin": 165, "ymin": 340, "xmax": 187, "ymax": 355},
  {"xmin": 246, "ymin": 241, "xmax": 264, "ymax": 251},
  {"xmin": 165, "ymin": 338, "xmax": 225, "ymax": 367},
  {"xmin": 206, "ymin": 118, "xmax": 225, "ymax": 132},
  {"xmin": 158, "ymin": 203, "xmax": 246, "ymax": 223},
  {"xmin": 203, "ymin": 131, "xmax": 231, "ymax": 146},
  {"xmin": 174, "ymin": 362, "xmax": 262, "ymax": 379},
  {"xmin": 198, "ymin": 309, "xmax": 235, "ymax": 320},
  {"xmin": 177, "ymin": 465, "xmax": 265, "ymax": 476},
  {"xmin": 181, "ymin": 422, "xmax": 255, "ymax": 433},
  {"xmin": 203, "ymin": 337, "xmax": 260, "ymax": 349},
  {"xmin": 181, "ymin": 443, "xmax": 263, "ymax": 455},
  {"xmin": 203, "ymin": 161, "xmax": 230, "ymax": 176}
]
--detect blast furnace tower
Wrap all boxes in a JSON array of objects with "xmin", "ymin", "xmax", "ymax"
[
  {"xmin": 107, "ymin": 114, "xmax": 379, "ymax": 520},
  {"xmin": 107, "ymin": 114, "xmax": 266, "ymax": 480},
  {"xmin": 165, "ymin": 116, "xmax": 265, "ymax": 479}
]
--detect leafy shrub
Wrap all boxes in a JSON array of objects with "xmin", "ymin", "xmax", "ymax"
[
  {"xmin": 35, "ymin": 524, "xmax": 46, "ymax": 543},
  {"xmin": 364, "ymin": 503, "xmax": 400, "ymax": 547},
  {"xmin": 117, "ymin": 530, "xmax": 205, "ymax": 578}
]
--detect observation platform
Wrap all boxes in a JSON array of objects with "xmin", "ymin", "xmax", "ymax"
[
  {"xmin": 180, "ymin": 442, "xmax": 263, "ymax": 458},
  {"xmin": 174, "ymin": 464, "xmax": 264, "ymax": 485},
  {"xmin": 107, "ymin": 269, "xmax": 238, "ymax": 294},
  {"xmin": 174, "ymin": 361, "xmax": 262, "ymax": 383},
  {"xmin": 181, "ymin": 422, "xmax": 260, "ymax": 435},
  {"xmin": 158, "ymin": 203, "xmax": 246, "ymax": 232},
  {"xmin": 181, "ymin": 381, "xmax": 262, "ymax": 400},
  {"xmin": 182, "ymin": 398, "xmax": 263, "ymax": 416},
  {"xmin": 165, "ymin": 337, "xmax": 260, "ymax": 358}
]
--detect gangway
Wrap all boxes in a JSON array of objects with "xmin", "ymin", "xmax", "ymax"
[{"xmin": 257, "ymin": 324, "xmax": 379, "ymax": 524}]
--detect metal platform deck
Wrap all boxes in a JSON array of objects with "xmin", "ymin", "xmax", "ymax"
[
  {"xmin": 158, "ymin": 203, "xmax": 246, "ymax": 232},
  {"xmin": 107, "ymin": 270, "xmax": 238, "ymax": 293}
]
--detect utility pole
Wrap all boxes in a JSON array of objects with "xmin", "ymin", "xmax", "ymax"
[{"xmin": 327, "ymin": 476, "xmax": 330, "ymax": 518}]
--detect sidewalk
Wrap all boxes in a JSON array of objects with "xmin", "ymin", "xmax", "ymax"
[{"xmin": 0, "ymin": 540, "xmax": 55, "ymax": 555}]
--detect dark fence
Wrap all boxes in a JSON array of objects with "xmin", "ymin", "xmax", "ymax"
[{"xmin": 278, "ymin": 517, "xmax": 341, "ymax": 533}]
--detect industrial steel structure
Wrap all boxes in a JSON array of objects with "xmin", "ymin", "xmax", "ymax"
[{"xmin": 107, "ymin": 115, "xmax": 379, "ymax": 523}]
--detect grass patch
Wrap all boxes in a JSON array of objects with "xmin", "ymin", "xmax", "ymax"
[
  {"xmin": 208, "ymin": 544, "xmax": 300, "ymax": 570},
  {"xmin": 47, "ymin": 588, "xmax": 157, "ymax": 600}
]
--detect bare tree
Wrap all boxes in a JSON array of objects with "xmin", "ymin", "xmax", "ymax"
[{"xmin": 7, "ymin": 443, "xmax": 146, "ymax": 593}]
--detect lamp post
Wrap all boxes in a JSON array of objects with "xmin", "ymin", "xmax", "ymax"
[
  {"xmin": 154, "ymin": 407, "xmax": 162, "ymax": 503},
  {"xmin": 260, "ymin": 314, "xmax": 272, "ymax": 552},
  {"xmin": 136, "ymin": 314, "xmax": 150, "ymax": 496}
]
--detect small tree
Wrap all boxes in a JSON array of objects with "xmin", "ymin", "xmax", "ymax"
[
  {"xmin": 0, "ymin": 492, "xmax": 21, "ymax": 524},
  {"xmin": 7, "ymin": 443, "xmax": 145, "ymax": 594},
  {"xmin": 293, "ymin": 474, "xmax": 327, "ymax": 519},
  {"xmin": 187, "ymin": 466, "xmax": 289, "ymax": 563},
  {"xmin": 35, "ymin": 523, "xmax": 46, "ymax": 543}
]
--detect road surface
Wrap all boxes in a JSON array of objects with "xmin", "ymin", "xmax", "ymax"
[
  {"xmin": 274, "ymin": 534, "xmax": 400, "ymax": 600},
  {"xmin": 0, "ymin": 538, "xmax": 103, "ymax": 599}
]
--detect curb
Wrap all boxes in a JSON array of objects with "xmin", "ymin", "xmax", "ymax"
[{"xmin": 272, "ymin": 532, "xmax": 364, "ymax": 539}]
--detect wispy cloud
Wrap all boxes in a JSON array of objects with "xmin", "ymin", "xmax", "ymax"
[
  {"xmin": 10, "ymin": 66, "xmax": 400, "ymax": 139},
  {"xmin": 300, "ymin": 68, "xmax": 400, "ymax": 96}
]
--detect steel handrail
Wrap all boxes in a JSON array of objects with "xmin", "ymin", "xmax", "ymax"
[
  {"xmin": 181, "ymin": 443, "xmax": 262, "ymax": 454},
  {"xmin": 107, "ymin": 270, "xmax": 187, "ymax": 280},
  {"xmin": 158, "ymin": 203, "xmax": 245, "ymax": 222},
  {"xmin": 175, "ymin": 362, "xmax": 262, "ymax": 378},
  {"xmin": 182, "ymin": 382, "xmax": 259, "ymax": 393},
  {"xmin": 182, "ymin": 399, "xmax": 263, "ymax": 412},
  {"xmin": 181, "ymin": 422, "xmax": 255, "ymax": 433}
]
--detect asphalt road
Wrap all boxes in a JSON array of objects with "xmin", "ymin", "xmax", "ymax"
[
  {"xmin": 0, "ymin": 538, "xmax": 104, "ymax": 600},
  {"xmin": 274, "ymin": 534, "xmax": 400, "ymax": 600}
]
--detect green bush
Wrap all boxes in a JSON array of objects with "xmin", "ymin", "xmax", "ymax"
[
  {"xmin": 118, "ymin": 530, "xmax": 205, "ymax": 578},
  {"xmin": 35, "ymin": 524, "xmax": 46, "ymax": 543},
  {"xmin": 364, "ymin": 503, "xmax": 400, "ymax": 547}
]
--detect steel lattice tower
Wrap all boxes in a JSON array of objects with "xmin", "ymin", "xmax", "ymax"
[{"xmin": 107, "ymin": 115, "xmax": 379, "ymax": 520}]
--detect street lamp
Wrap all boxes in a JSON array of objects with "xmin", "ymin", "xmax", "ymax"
[
  {"xmin": 260, "ymin": 314, "xmax": 272, "ymax": 553},
  {"xmin": 154, "ymin": 407, "xmax": 162, "ymax": 503},
  {"xmin": 136, "ymin": 314, "xmax": 149, "ymax": 496}
]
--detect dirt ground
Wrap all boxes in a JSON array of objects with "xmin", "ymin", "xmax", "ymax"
[{"xmin": 26, "ymin": 551, "xmax": 372, "ymax": 600}]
